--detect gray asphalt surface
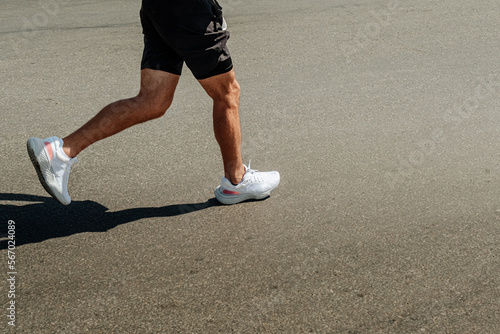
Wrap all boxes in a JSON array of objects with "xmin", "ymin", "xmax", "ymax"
[{"xmin": 1, "ymin": 0, "xmax": 500, "ymax": 333}]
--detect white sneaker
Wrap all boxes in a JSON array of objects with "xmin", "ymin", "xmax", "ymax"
[
  {"xmin": 27, "ymin": 136, "xmax": 78, "ymax": 205},
  {"xmin": 214, "ymin": 163, "xmax": 280, "ymax": 205}
]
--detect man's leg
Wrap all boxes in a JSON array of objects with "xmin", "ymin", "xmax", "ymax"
[
  {"xmin": 27, "ymin": 69, "xmax": 179, "ymax": 205},
  {"xmin": 198, "ymin": 69, "xmax": 246, "ymax": 185},
  {"xmin": 63, "ymin": 69, "xmax": 180, "ymax": 158},
  {"xmin": 200, "ymin": 68, "xmax": 280, "ymax": 205}
]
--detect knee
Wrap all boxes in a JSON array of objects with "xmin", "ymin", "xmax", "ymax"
[
  {"xmin": 229, "ymin": 80, "xmax": 241, "ymax": 101},
  {"xmin": 149, "ymin": 102, "xmax": 170, "ymax": 119},
  {"xmin": 133, "ymin": 93, "xmax": 173, "ymax": 120},
  {"xmin": 216, "ymin": 80, "xmax": 241, "ymax": 109}
]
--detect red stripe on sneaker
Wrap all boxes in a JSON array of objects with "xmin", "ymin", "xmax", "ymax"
[
  {"xmin": 223, "ymin": 189, "xmax": 240, "ymax": 195},
  {"xmin": 44, "ymin": 141, "xmax": 53, "ymax": 160}
]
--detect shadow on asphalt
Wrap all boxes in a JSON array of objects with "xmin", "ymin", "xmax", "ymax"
[{"xmin": 0, "ymin": 193, "xmax": 219, "ymax": 249}]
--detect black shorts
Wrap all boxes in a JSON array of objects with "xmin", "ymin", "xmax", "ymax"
[{"xmin": 140, "ymin": 0, "xmax": 233, "ymax": 80}]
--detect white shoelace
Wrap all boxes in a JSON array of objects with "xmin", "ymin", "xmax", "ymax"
[{"xmin": 244, "ymin": 161, "xmax": 264, "ymax": 183}]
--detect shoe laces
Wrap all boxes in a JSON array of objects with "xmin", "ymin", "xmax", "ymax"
[{"xmin": 244, "ymin": 161, "xmax": 264, "ymax": 183}]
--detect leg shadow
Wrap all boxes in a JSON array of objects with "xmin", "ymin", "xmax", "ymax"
[{"xmin": 0, "ymin": 193, "xmax": 219, "ymax": 249}]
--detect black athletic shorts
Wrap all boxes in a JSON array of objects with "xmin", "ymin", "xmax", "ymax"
[{"xmin": 140, "ymin": 0, "xmax": 233, "ymax": 80}]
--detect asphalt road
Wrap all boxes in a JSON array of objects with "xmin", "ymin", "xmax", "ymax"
[{"xmin": 1, "ymin": 0, "xmax": 500, "ymax": 333}]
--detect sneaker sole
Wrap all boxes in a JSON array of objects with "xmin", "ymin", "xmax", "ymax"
[
  {"xmin": 27, "ymin": 138, "xmax": 69, "ymax": 205},
  {"xmin": 214, "ymin": 184, "xmax": 277, "ymax": 205}
]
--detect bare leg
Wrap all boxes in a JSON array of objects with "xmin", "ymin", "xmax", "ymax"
[
  {"xmin": 62, "ymin": 69, "xmax": 180, "ymax": 158},
  {"xmin": 198, "ymin": 69, "xmax": 245, "ymax": 184}
]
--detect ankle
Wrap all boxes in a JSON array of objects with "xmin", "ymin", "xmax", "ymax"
[
  {"xmin": 226, "ymin": 165, "xmax": 246, "ymax": 185},
  {"xmin": 61, "ymin": 138, "xmax": 78, "ymax": 159}
]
